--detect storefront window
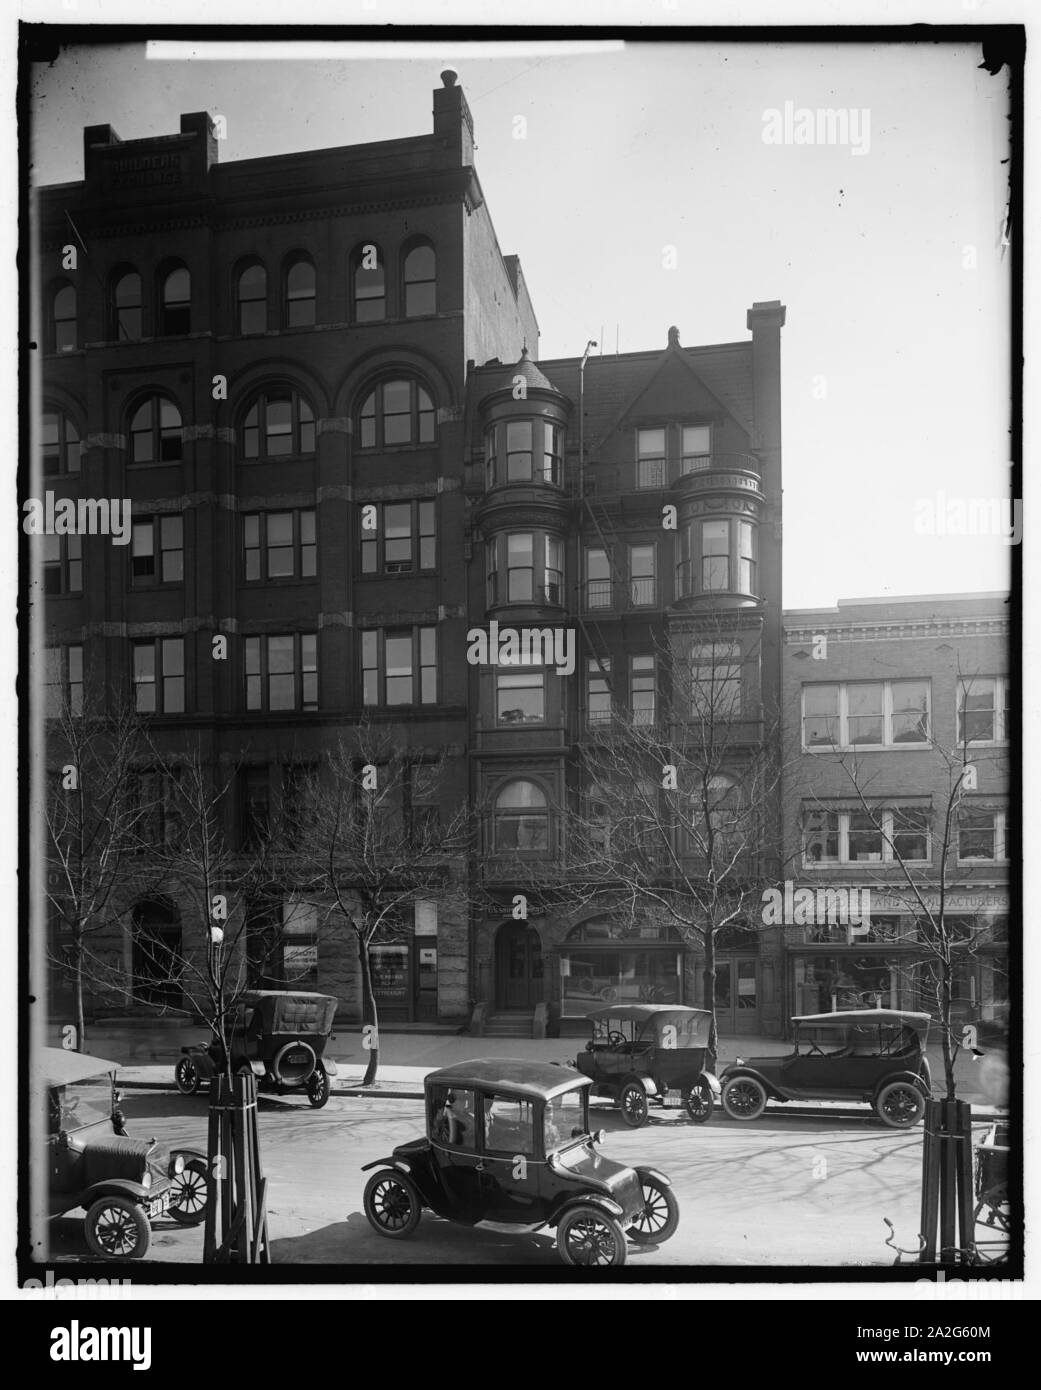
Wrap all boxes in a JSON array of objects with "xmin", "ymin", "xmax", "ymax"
[
  {"xmin": 791, "ymin": 953, "xmax": 900, "ymax": 1015},
  {"xmin": 559, "ymin": 919, "xmax": 683, "ymax": 1017},
  {"xmin": 370, "ymin": 943, "xmax": 409, "ymax": 1004}
]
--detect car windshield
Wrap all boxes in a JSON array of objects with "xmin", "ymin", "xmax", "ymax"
[
  {"xmin": 52, "ymin": 1075, "xmax": 113, "ymax": 1132},
  {"xmin": 544, "ymin": 1088, "xmax": 588, "ymax": 1152}
]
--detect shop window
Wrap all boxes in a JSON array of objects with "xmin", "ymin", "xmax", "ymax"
[{"xmin": 282, "ymin": 898, "xmax": 319, "ymax": 984}]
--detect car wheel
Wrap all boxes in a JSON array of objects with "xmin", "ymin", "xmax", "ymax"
[
  {"xmin": 174, "ymin": 1056, "xmax": 201, "ymax": 1096},
  {"xmin": 721, "ymin": 1075, "xmax": 768, "ymax": 1121},
  {"xmin": 84, "ymin": 1197, "xmax": 151, "ymax": 1259},
  {"xmin": 628, "ymin": 1175, "xmax": 680, "ymax": 1244},
  {"xmin": 557, "ymin": 1206, "xmax": 628, "ymax": 1266},
  {"xmin": 363, "ymin": 1169, "xmax": 422, "ymax": 1239},
  {"xmin": 875, "ymin": 1081, "xmax": 925, "ymax": 1129},
  {"xmin": 169, "ymin": 1158, "xmax": 209, "ymax": 1226},
  {"xmin": 684, "ymin": 1080, "xmax": 714, "ymax": 1124},
  {"xmin": 306, "ymin": 1067, "xmax": 331, "ymax": 1108},
  {"xmin": 619, "ymin": 1082, "xmax": 649, "ymax": 1128}
]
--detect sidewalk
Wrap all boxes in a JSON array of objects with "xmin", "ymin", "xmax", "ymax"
[{"xmin": 63, "ymin": 1020, "xmax": 1002, "ymax": 1112}]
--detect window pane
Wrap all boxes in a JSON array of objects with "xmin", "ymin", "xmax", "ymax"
[
  {"xmin": 848, "ymin": 812, "xmax": 883, "ymax": 861},
  {"xmin": 891, "ymin": 679, "xmax": 929, "ymax": 743},
  {"xmin": 385, "ymin": 635, "xmax": 412, "ymax": 676},
  {"xmin": 268, "ymin": 635, "xmax": 294, "ymax": 674},
  {"xmin": 637, "ymin": 428, "xmax": 665, "ymax": 457},
  {"xmin": 683, "ymin": 425, "xmax": 710, "ymax": 455},
  {"xmin": 245, "ymin": 637, "xmax": 260, "ymax": 675},
  {"xmin": 848, "ymin": 683, "xmax": 884, "ymax": 745},
  {"xmin": 162, "ymin": 639, "xmax": 184, "ymax": 676}
]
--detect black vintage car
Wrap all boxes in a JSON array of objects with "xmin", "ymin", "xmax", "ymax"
[
  {"xmin": 41, "ymin": 1048, "xmax": 208, "ymax": 1258},
  {"xmin": 718, "ymin": 1009, "xmax": 933, "ymax": 1128},
  {"xmin": 574, "ymin": 1005, "xmax": 720, "ymax": 1127},
  {"xmin": 174, "ymin": 990, "xmax": 339, "ymax": 1108},
  {"xmin": 361, "ymin": 1059, "xmax": 679, "ymax": 1266}
]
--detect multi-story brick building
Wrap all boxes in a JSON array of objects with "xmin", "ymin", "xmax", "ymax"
[
  {"xmin": 780, "ymin": 593, "xmax": 1011, "ymax": 1039},
  {"xmin": 33, "ymin": 71, "xmax": 789, "ymax": 1036}
]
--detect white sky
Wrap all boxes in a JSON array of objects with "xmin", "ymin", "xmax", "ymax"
[{"xmin": 29, "ymin": 39, "xmax": 1014, "ymax": 609}]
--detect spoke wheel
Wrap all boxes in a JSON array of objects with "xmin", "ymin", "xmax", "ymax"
[
  {"xmin": 875, "ymin": 1082, "xmax": 925, "ymax": 1129},
  {"xmin": 174, "ymin": 1056, "xmax": 201, "ymax": 1096},
  {"xmin": 84, "ymin": 1197, "xmax": 150, "ymax": 1259},
  {"xmin": 557, "ymin": 1206, "xmax": 627, "ymax": 1266},
  {"xmin": 684, "ymin": 1080, "xmax": 714, "ymax": 1124},
  {"xmin": 363, "ymin": 1169, "xmax": 422, "ymax": 1239},
  {"xmin": 628, "ymin": 1175, "xmax": 680, "ymax": 1244},
  {"xmin": 721, "ymin": 1075, "xmax": 768, "ymax": 1121},
  {"xmin": 306, "ymin": 1067, "xmax": 331, "ymax": 1108},
  {"xmin": 169, "ymin": 1158, "xmax": 209, "ymax": 1226},
  {"xmin": 619, "ymin": 1081, "xmax": 649, "ymax": 1128}
]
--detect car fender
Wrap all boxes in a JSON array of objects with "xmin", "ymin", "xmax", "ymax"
[
  {"xmin": 181, "ymin": 1045, "xmax": 217, "ymax": 1079},
  {"xmin": 551, "ymin": 1192, "xmax": 626, "ymax": 1228},
  {"xmin": 360, "ymin": 1155, "xmax": 438, "ymax": 1209},
  {"xmin": 80, "ymin": 1178, "xmax": 155, "ymax": 1207},
  {"xmin": 319, "ymin": 1057, "xmax": 338, "ymax": 1077},
  {"xmin": 719, "ymin": 1065, "xmax": 786, "ymax": 1102},
  {"xmin": 633, "ymin": 1166, "xmax": 672, "ymax": 1190},
  {"xmin": 872, "ymin": 1070, "xmax": 931, "ymax": 1101},
  {"xmin": 621, "ymin": 1074, "xmax": 656, "ymax": 1097},
  {"xmin": 700, "ymin": 1070, "xmax": 721, "ymax": 1096},
  {"xmin": 167, "ymin": 1148, "xmax": 207, "ymax": 1177}
]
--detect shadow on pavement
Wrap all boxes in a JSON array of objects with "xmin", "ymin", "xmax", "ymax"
[{"xmin": 271, "ymin": 1210, "xmax": 559, "ymax": 1265}]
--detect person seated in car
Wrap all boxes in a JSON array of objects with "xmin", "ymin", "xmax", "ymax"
[{"xmin": 434, "ymin": 1090, "xmax": 472, "ymax": 1146}]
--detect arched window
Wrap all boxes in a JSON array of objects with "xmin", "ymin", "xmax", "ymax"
[
  {"xmin": 113, "ymin": 271, "xmax": 142, "ymax": 341},
  {"xmin": 129, "ymin": 396, "xmax": 183, "ymax": 464},
  {"xmin": 51, "ymin": 283, "xmax": 77, "ymax": 352},
  {"xmin": 241, "ymin": 389, "xmax": 316, "ymax": 459},
  {"xmin": 283, "ymin": 257, "xmax": 316, "ymax": 328},
  {"xmin": 358, "ymin": 378, "xmax": 435, "ymax": 449},
  {"xmin": 160, "ymin": 266, "xmax": 191, "ymax": 335},
  {"xmin": 236, "ymin": 262, "xmax": 267, "ymax": 335},
  {"xmin": 494, "ymin": 779, "xmax": 550, "ymax": 851},
  {"xmin": 41, "ymin": 410, "xmax": 81, "ymax": 475},
  {"xmin": 351, "ymin": 243, "xmax": 385, "ymax": 322},
  {"xmin": 403, "ymin": 242, "xmax": 436, "ymax": 317}
]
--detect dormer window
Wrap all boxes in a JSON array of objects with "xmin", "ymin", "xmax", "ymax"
[
  {"xmin": 681, "ymin": 424, "xmax": 711, "ymax": 473},
  {"xmin": 636, "ymin": 428, "xmax": 666, "ymax": 488}
]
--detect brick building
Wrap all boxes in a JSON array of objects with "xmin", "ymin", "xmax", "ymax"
[
  {"xmin": 779, "ymin": 593, "xmax": 1011, "ymax": 1039},
  {"xmin": 34, "ymin": 72, "xmax": 788, "ymax": 1035}
]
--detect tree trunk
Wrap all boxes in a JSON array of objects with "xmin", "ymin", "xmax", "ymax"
[
  {"xmin": 939, "ymin": 968, "xmax": 956, "ymax": 1101},
  {"xmin": 74, "ymin": 931, "xmax": 85, "ymax": 1052},
  {"xmin": 701, "ymin": 926, "xmax": 718, "ymax": 1067},
  {"xmin": 358, "ymin": 932, "xmax": 380, "ymax": 1086}
]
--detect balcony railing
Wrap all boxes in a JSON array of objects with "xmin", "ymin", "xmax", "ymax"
[{"xmin": 582, "ymin": 578, "xmax": 661, "ymax": 612}]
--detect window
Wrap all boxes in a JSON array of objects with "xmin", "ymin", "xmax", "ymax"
[
  {"xmin": 362, "ymin": 627, "xmax": 437, "ymax": 707},
  {"xmin": 690, "ymin": 643, "xmax": 742, "ymax": 720},
  {"xmin": 692, "ymin": 774, "xmax": 741, "ymax": 856},
  {"xmin": 128, "ymin": 769, "xmax": 182, "ymax": 850},
  {"xmin": 160, "ymin": 266, "xmax": 190, "ymax": 335},
  {"xmin": 283, "ymin": 257, "xmax": 316, "ymax": 328},
  {"xmin": 239, "ymin": 767, "xmax": 270, "ymax": 850},
  {"xmin": 45, "ymin": 645, "xmax": 83, "ymax": 717},
  {"xmin": 958, "ymin": 677, "xmax": 1010, "ymax": 745},
  {"xmin": 802, "ymin": 680, "xmax": 931, "ymax": 750},
  {"xmin": 737, "ymin": 521, "xmax": 756, "ymax": 595},
  {"xmin": 681, "ymin": 424, "xmax": 711, "ymax": 472},
  {"xmin": 701, "ymin": 520, "xmax": 729, "ymax": 591},
  {"xmin": 281, "ymin": 762, "xmax": 319, "ymax": 846},
  {"xmin": 237, "ymin": 263, "xmax": 267, "ymax": 334},
  {"xmin": 543, "ymin": 422, "xmax": 563, "ymax": 485},
  {"xmin": 360, "ymin": 500, "xmax": 435, "ymax": 575},
  {"xmin": 245, "ymin": 634, "xmax": 317, "ymax": 712},
  {"xmin": 403, "ymin": 242, "xmax": 436, "ymax": 317},
  {"xmin": 130, "ymin": 396, "xmax": 183, "ymax": 464},
  {"xmin": 131, "ymin": 516, "xmax": 183, "ymax": 585},
  {"xmin": 113, "ymin": 272, "xmax": 142, "ymax": 341},
  {"xmin": 487, "ymin": 532, "xmax": 564, "ymax": 605},
  {"xmin": 486, "ymin": 419, "xmax": 564, "ymax": 487},
  {"xmin": 42, "ymin": 533, "xmax": 82, "ymax": 595},
  {"xmin": 482, "ymin": 1094, "xmax": 536, "ymax": 1155},
  {"xmin": 242, "ymin": 390, "xmax": 315, "ymax": 459},
  {"xmin": 494, "ymin": 779, "xmax": 549, "ymax": 851},
  {"xmin": 585, "ymin": 548, "xmax": 611, "ymax": 609},
  {"xmin": 132, "ymin": 637, "xmax": 185, "ymax": 714},
  {"xmin": 629, "ymin": 545, "xmax": 656, "ymax": 606},
  {"xmin": 506, "ymin": 421, "xmax": 533, "ymax": 480},
  {"xmin": 51, "ymin": 283, "xmax": 76, "ymax": 352},
  {"xmin": 358, "ymin": 379, "xmax": 435, "ymax": 449},
  {"xmin": 802, "ymin": 806, "xmax": 932, "ymax": 867},
  {"xmin": 282, "ymin": 898, "xmax": 319, "ymax": 983},
  {"xmin": 41, "ymin": 411, "xmax": 81, "ymax": 476},
  {"xmin": 243, "ymin": 510, "xmax": 316, "ymax": 581},
  {"xmin": 636, "ymin": 428, "xmax": 666, "ymax": 488},
  {"xmin": 496, "ymin": 670, "xmax": 545, "ymax": 724},
  {"xmin": 352, "ymin": 243, "xmax": 385, "ymax": 322},
  {"xmin": 630, "ymin": 655, "xmax": 656, "ymax": 726},
  {"xmin": 406, "ymin": 764, "xmax": 442, "ymax": 841},
  {"xmin": 958, "ymin": 808, "xmax": 1008, "ymax": 862},
  {"xmin": 429, "ymin": 1084, "xmax": 477, "ymax": 1149},
  {"xmin": 587, "ymin": 658, "xmax": 612, "ymax": 724}
]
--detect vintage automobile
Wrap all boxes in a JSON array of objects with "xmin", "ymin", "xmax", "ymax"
[
  {"xmin": 361, "ymin": 1059, "xmax": 679, "ymax": 1266},
  {"xmin": 174, "ymin": 990, "xmax": 339, "ymax": 1108},
  {"xmin": 574, "ymin": 1005, "xmax": 720, "ymax": 1127},
  {"xmin": 41, "ymin": 1047, "xmax": 209, "ymax": 1258},
  {"xmin": 718, "ymin": 1009, "xmax": 933, "ymax": 1128}
]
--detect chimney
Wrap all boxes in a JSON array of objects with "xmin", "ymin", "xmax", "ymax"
[
  {"xmin": 180, "ymin": 112, "xmax": 220, "ymax": 170},
  {"xmin": 746, "ymin": 300, "xmax": 786, "ymax": 458},
  {"xmin": 83, "ymin": 123, "xmax": 121, "ymax": 169},
  {"xmin": 433, "ymin": 69, "xmax": 475, "ymax": 163}
]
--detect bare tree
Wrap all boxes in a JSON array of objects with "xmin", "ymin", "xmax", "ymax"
[{"xmin": 297, "ymin": 725, "xmax": 471, "ymax": 1085}]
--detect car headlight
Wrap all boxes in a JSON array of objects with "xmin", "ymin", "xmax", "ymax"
[
  {"xmin": 171, "ymin": 1154, "xmax": 185, "ymax": 1175},
  {"xmin": 141, "ymin": 1169, "xmax": 152, "ymax": 1191},
  {"xmin": 734, "ymin": 1057, "xmax": 745, "ymax": 1067}
]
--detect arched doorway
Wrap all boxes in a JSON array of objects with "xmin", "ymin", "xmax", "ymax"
[
  {"xmin": 131, "ymin": 898, "xmax": 183, "ymax": 1008},
  {"xmin": 495, "ymin": 922, "xmax": 543, "ymax": 1010}
]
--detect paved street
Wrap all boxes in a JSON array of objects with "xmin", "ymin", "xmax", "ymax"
[{"xmin": 44, "ymin": 1087, "xmax": 1004, "ymax": 1269}]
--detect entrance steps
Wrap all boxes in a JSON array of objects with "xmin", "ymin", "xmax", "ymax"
[{"xmin": 483, "ymin": 1012, "xmax": 535, "ymax": 1039}]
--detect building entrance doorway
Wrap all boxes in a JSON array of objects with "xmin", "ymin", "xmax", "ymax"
[
  {"xmin": 495, "ymin": 923, "xmax": 543, "ymax": 1010},
  {"xmin": 713, "ymin": 957, "xmax": 760, "ymax": 1034}
]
